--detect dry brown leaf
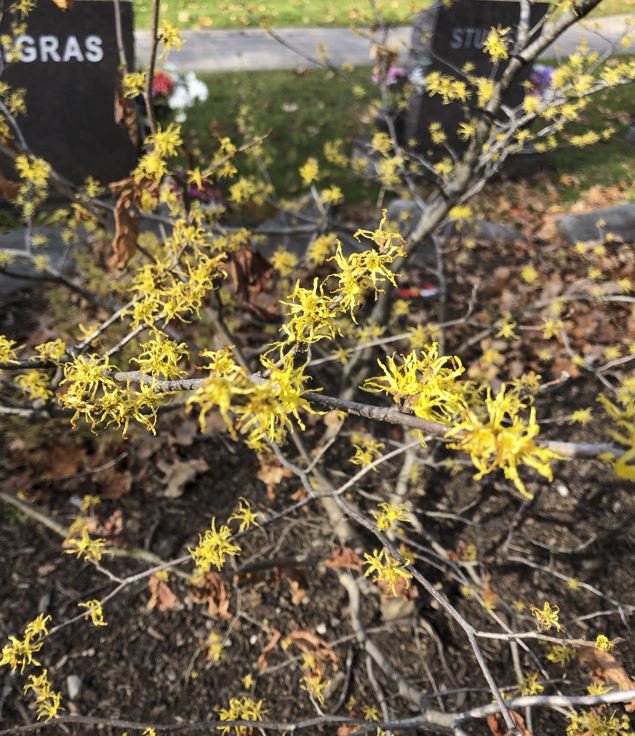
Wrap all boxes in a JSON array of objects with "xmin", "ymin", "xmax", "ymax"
[
  {"xmin": 284, "ymin": 630, "xmax": 338, "ymax": 667},
  {"xmin": 147, "ymin": 574, "xmax": 181, "ymax": 612},
  {"xmin": 109, "ymin": 178, "xmax": 139, "ymax": 269},
  {"xmin": 285, "ymin": 572, "xmax": 308, "ymax": 605},
  {"xmin": 487, "ymin": 711, "xmax": 531, "ymax": 736},
  {"xmin": 324, "ymin": 547, "xmax": 362, "ymax": 571},
  {"xmin": 337, "ymin": 727, "xmax": 359, "ymax": 736},
  {"xmin": 114, "ymin": 78, "xmax": 140, "ymax": 147},
  {"xmin": 257, "ymin": 628, "xmax": 281, "ymax": 672},
  {"xmin": 257, "ymin": 458, "xmax": 292, "ymax": 501},
  {"xmin": 50, "ymin": 0, "xmax": 73, "ymax": 10},
  {"xmin": 98, "ymin": 467, "xmax": 133, "ymax": 500},
  {"xmin": 188, "ymin": 572, "xmax": 232, "ymax": 620},
  {"xmin": 578, "ymin": 646, "xmax": 635, "ymax": 711},
  {"xmin": 0, "ymin": 171, "xmax": 20, "ymax": 201},
  {"xmin": 156, "ymin": 456, "xmax": 209, "ymax": 498}
]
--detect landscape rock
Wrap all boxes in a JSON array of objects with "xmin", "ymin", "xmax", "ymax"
[{"xmin": 556, "ymin": 204, "xmax": 635, "ymax": 244}]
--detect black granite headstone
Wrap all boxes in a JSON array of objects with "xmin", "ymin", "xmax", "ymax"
[
  {"xmin": 0, "ymin": 0, "xmax": 138, "ymax": 184},
  {"xmin": 404, "ymin": 0, "xmax": 549, "ymax": 154}
]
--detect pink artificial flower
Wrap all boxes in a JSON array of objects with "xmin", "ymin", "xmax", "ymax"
[{"xmin": 152, "ymin": 70, "xmax": 175, "ymax": 97}]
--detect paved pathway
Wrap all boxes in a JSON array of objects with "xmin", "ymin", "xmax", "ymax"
[{"xmin": 136, "ymin": 15, "xmax": 633, "ymax": 72}]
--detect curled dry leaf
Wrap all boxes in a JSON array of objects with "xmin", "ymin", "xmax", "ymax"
[
  {"xmin": 284, "ymin": 630, "xmax": 338, "ymax": 668},
  {"xmin": 257, "ymin": 628, "xmax": 281, "ymax": 672},
  {"xmin": 486, "ymin": 711, "xmax": 531, "ymax": 736},
  {"xmin": 147, "ymin": 574, "xmax": 181, "ymax": 612},
  {"xmin": 578, "ymin": 646, "xmax": 635, "ymax": 711},
  {"xmin": 114, "ymin": 78, "xmax": 140, "ymax": 147},
  {"xmin": 109, "ymin": 178, "xmax": 139, "ymax": 269},
  {"xmin": 188, "ymin": 572, "xmax": 231, "ymax": 620}
]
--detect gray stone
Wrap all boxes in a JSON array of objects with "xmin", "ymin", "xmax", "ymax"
[
  {"xmin": 626, "ymin": 125, "xmax": 635, "ymax": 145},
  {"xmin": 470, "ymin": 220, "xmax": 525, "ymax": 243},
  {"xmin": 66, "ymin": 675, "xmax": 82, "ymax": 700},
  {"xmin": 556, "ymin": 204, "xmax": 635, "ymax": 244},
  {"xmin": 0, "ymin": 226, "xmax": 72, "ymax": 295}
]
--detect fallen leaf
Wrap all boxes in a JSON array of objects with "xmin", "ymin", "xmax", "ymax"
[
  {"xmin": 147, "ymin": 574, "xmax": 181, "ymax": 612},
  {"xmin": 188, "ymin": 572, "xmax": 231, "ymax": 620},
  {"xmin": 50, "ymin": 0, "xmax": 73, "ymax": 9},
  {"xmin": 156, "ymin": 456, "xmax": 208, "ymax": 498},
  {"xmin": 257, "ymin": 628, "xmax": 281, "ymax": 672},
  {"xmin": 578, "ymin": 646, "xmax": 635, "ymax": 710},
  {"xmin": 257, "ymin": 458, "xmax": 292, "ymax": 501},
  {"xmin": 324, "ymin": 547, "xmax": 362, "ymax": 571},
  {"xmin": 284, "ymin": 630, "xmax": 338, "ymax": 667},
  {"xmin": 487, "ymin": 711, "xmax": 531, "ymax": 736}
]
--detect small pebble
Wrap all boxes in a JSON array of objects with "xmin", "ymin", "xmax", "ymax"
[{"xmin": 66, "ymin": 675, "xmax": 82, "ymax": 700}]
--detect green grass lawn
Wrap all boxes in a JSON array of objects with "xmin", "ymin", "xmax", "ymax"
[
  {"xmin": 134, "ymin": 0, "xmax": 634, "ymax": 30},
  {"xmin": 179, "ymin": 62, "xmax": 634, "ymax": 204}
]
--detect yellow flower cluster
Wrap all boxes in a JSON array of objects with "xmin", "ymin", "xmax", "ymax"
[
  {"xmin": 218, "ymin": 696, "xmax": 267, "ymax": 735},
  {"xmin": 426, "ymin": 71, "xmax": 469, "ymax": 104},
  {"xmin": 446, "ymin": 385, "xmax": 561, "ymax": 498},
  {"xmin": 15, "ymin": 154, "xmax": 51, "ymax": 220},
  {"xmin": 364, "ymin": 548, "xmax": 413, "ymax": 596},
  {"xmin": 188, "ymin": 348, "xmax": 315, "ymax": 449},
  {"xmin": 1, "ymin": 614, "xmax": 51, "ymax": 673},
  {"xmin": 23, "ymin": 669, "xmax": 62, "ymax": 721},
  {"xmin": 598, "ymin": 377, "xmax": 635, "ymax": 480},
  {"xmin": 363, "ymin": 343, "xmax": 466, "ymax": 424},
  {"xmin": 349, "ymin": 436, "xmax": 385, "ymax": 468},
  {"xmin": 78, "ymin": 599, "xmax": 107, "ymax": 627},
  {"xmin": 371, "ymin": 502, "xmax": 413, "ymax": 533},
  {"xmin": 189, "ymin": 498, "xmax": 259, "ymax": 576}
]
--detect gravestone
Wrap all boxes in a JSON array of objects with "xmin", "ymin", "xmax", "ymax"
[
  {"xmin": 0, "ymin": 0, "xmax": 138, "ymax": 184},
  {"xmin": 404, "ymin": 0, "xmax": 549, "ymax": 154}
]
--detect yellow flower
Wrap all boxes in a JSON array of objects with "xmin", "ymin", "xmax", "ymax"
[
  {"xmin": 15, "ymin": 370, "xmax": 52, "ymax": 400},
  {"xmin": 299, "ymin": 157, "xmax": 319, "ymax": 186},
  {"xmin": 371, "ymin": 502, "xmax": 414, "ymax": 533},
  {"xmin": 122, "ymin": 71, "xmax": 146, "ymax": 98},
  {"xmin": 446, "ymin": 385, "xmax": 561, "ymax": 499},
  {"xmin": 594, "ymin": 634, "xmax": 614, "ymax": 652},
  {"xmin": 78, "ymin": 600, "xmax": 107, "ymax": 626},
  {"xmin": 363, "ymin": 344, "xmax": 466, "ymax": 425},
  {"xmin": 350, "ymin": 436, "xmax": 384, "ymax": 468},
  {"xmin": 271, "ymin": 248, "xmax": 298, "ymax": 277},
  {"xmin": 570, "ymin": 408, "xmax": 592, "ymax": 425},
  {"xmin": 189, "ymin": 517, "xmax": 240, "ymax": 575},
  {"xmin": 483, "ymin": 26, "xmax": 511, "ymax": 62},
  {"xmin": 364, "ymin": 548, "xmax": 413, "ymax": 596},
  {"xmin": 520, "ymin": 672, "xmax": 544, "ymax": 696},
  {"xmin": 531, "ymin": 601, "xmax": 561, "ymax": 632},
  {"xmin": 521, "ymin": 265, "xmax": 539, "ymax": 285},
  {"xmin": 218, "ymin": 696, "xmax": 267, "ymax": 735},
  {"xmin": 228, "ymin": 498, "xmax": 261, "ymax": 533},
  {"xmin": 23, "ymin": 669, "xmax": 62, "ymax": 721}
]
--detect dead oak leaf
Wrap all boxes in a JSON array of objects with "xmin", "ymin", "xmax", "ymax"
[{"xmin": 156, "ymin": 456, "xmax": 209, "ymax": 498}]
